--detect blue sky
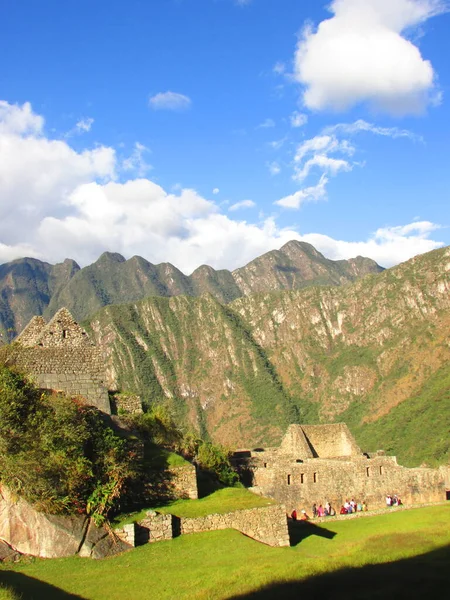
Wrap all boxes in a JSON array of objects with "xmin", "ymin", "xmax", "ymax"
[{"xmin": 0, "ymin": 0, "xmax": 449, "ymax": 272}]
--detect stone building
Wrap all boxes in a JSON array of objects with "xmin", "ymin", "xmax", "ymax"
[
  {"xmin": 13, "ymin": 308, "xmax": 111, "ymax": 413},
  {"xmin": 233, "ymin": 424, "xmax": 449, "ymax": 512}
]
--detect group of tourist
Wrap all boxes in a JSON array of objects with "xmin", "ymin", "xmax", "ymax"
[
  {"xmin": 339, "ymin": 499, "xmax": 368, "ymax": 514},
  {"xmin": 386, "ymin": 494, "xmax": 402, "ymax": 507},
  {"xmin": 290, "ymin": 494, "xmax": 404, "ymax": 522},
  {"xmin": 290, "ymin": 499, "xmax": 369, "ymax": 521}
]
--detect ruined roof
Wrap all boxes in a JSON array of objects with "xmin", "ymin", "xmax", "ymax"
[
  {"xmin": 15, "ymin": 316, "xmax": 46, "ymax": 347},
  {"xmin": 300, "ymin": 423, "xmax": 362, "ymax": 458},
  {"xmin": 15, "ymin": 308, "xmax": 92, "ymax": 349},
  {"xmin": 279, "ymin": 424, "xmax": 315, "ymax": 458},
  {"xmin": 278, "ymin": 423, "xmax": 362, "ymax": 459}
]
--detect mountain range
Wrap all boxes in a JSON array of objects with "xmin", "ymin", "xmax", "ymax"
[
  {"xmin": 1, "ymin": 242, "xmax": 448, "ymax": 467},
  {"xmin": 85, "ymin": 245, "xmax": 450, "ymax": 466},
  {"xmin": 0, "ymin": 241, "xmax": 383, "ymax": 340}
]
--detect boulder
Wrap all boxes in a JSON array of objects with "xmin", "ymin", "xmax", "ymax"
[{"xmin": 0, "ymin": 486, "xmax": 130, "ymax": 559}]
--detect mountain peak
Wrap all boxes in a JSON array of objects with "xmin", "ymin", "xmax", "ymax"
[{"xmin": 97, "ymin": 252, "xmax": 126, "ymax": 264}]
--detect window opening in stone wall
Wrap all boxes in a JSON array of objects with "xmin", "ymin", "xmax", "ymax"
[
  {"xmin": 379, "ymin": 465, "xmax": 383, "ymax": 475},
  {"xmin": 263, "ymin": 462, "xmax": 267, "ymax": 468},
  {"xmin": 446, "ymin": 490, "xmax": 450, "ymax": 501},
  {"xmin": 287, "ymin": 474, "xmax": 291, "ymax": 485},
  {"xmin": 300, "ymin": 473, "xmax": 304, "ymax": 484},
  {"xmin": 366, "ymin": 467, "xmax": 370, "ymax": 477},
  {"xmin": 62, "ymin": 330, "xmax": 68, "ymax": 339},
  {"xmin": 313, "ymin": 472, "xmax": 317, "ymax": 483}
]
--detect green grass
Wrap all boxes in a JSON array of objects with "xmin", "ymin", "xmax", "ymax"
[
  {"xmin": 1, "ymin": 505, "xmax": 449, "ymax": 599},
  {"xmin": 113, "ymin": 487, "xmax": 275, "ymax": 526}
]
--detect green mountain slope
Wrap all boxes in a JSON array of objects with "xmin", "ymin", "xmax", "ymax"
[
  {"xmin": 87, "ymin": 246, "xmax": 450, "ymax": 465},
  {"xmin": 0, "ymin": 257, "xmax": 79, "ymax": 341}
]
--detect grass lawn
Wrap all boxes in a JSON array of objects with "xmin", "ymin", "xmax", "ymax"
[
  {"xmin": 113, "ymin": 487, "xmax": 275, "ymax": 527},
  {"xmin": 1, "ymin": 505, "xmax": 449, "ymax": 599}
]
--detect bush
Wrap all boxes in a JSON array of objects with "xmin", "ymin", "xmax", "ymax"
[
  {"xmin": 196, "ymin": 442, "xmax": 239, "ymax": 487},
  {"xmin": 0, "ymin": 366, "xmax": 136, "ymax": 523}
]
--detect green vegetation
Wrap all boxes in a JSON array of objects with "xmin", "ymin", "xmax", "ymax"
[
  {"xmin": 0, "ymin": 365, "xmax": 135, "ymax": 523},
  {"xmin": 1, "ymin": 506, "xmax": 449, "ymax": 599},
  {"xmin": 351, "ymin": 363, "xmax": 450, "ymax": 466}
]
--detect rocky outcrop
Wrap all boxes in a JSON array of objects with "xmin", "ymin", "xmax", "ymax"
[{"xmin": 0, "ymin": 487, "xmax": 131, "ymax": 559}]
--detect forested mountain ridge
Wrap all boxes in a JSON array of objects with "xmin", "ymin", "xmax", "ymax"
[
  {"xmin": 86, "ymin": 246, "xmax": 450, "ymax": 466},
  {"xmin": 0, "ymin": 241, "xmax": 383, "ymax": 339}
]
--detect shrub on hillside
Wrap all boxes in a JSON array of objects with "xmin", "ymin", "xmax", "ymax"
[
  {"xmin": 0, "ymin": 366, "xmax": 136, "ymax": 523},
  {"xmin": 125, "ymin": 404, "xmax": 239, "ymax": 487}
]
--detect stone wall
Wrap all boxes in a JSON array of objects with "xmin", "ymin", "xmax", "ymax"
[
  {"xmin": 301, "ymin": 423, "xmax": 362, "ymax": 458},
  {"xmin": 110, "ymin": 392, "xmax": 143, "ymax": 415},
  {"xmin": 113, "ymin": 524, "xmax": 135, "ymax": 546},
  {"xmin": 129, "ymin": 504, "xmax": 290, "ymax": 548},
  {"xmin": 170, "ymin": 464, "xmax": 198, "ymax": 500},
  {"xmin": 234, "ymin": 424, "xmax": 448, "ymax": 514},
  {"xmin": 13, "ymin": 347, "xmax": 110, "ymax": 413},
  {"xmin": 138, "ymin": 512, "xmax": 173, "ymax": 543},
  {"xmin": 180, "ymin": 504, "xmax": 289, "ymax": 547},
  {"xmin": 248, "ymin": 455, "xmax": 447, "ymax": 513}
]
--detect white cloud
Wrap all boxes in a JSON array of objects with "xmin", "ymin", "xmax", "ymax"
[
  {"xmin": 229, "ymin": 199, "xmax": 256, "ymax": 211},
  {"xmin": 290, "ymin": 111, "xmax": 308, "ymax": 128},
  {"xmin": 64, "ymin": 117, "xmax": 95, "ymax": 138},
  {"xmin": 257, "ymin": 118, "xmax": 275, "ymax": 129},
  {"xmin": 294, "ymin": 0, "xmax": 447, "ymax": 114},
  {"xmin": 0, "ymin": 100, "xmax": 444, "ymax": 274},
  {"xmin": 268, "ymin": 161, "xmax": 281, "ymax": 176},
  {"xmin": 212, "ymin": 188, "xmax": 220, "ymax": 195},
  {"xmin": 149, "ymin": 91, "xmax": 192, "ymax": 111},
  {"xmin": 269, "ymin": 136, "xmax": 288, "ymax": 150},
  {"xmin": 0, "ymin": 100, "xmax": 300, "ymax": 272},
  {"xmin": 273, "ymin": 62, "xmax": 286, "ymax": 75},
  {"xmin": 292, "ymin": 133, "xmax": 355, "ymax": 181},
  {"xmin": 275, "ymin": 174, "xmax": 329, "ymax": 209},
  {"xmin": 75, "ymin": 117, "xmax": 94, "ymax": 133},
  {"xmin": 0, "ymin": 100, "xmax": 43, "ymax": 135},
  {"xmin": 294, "ymin": 155, "xmax": 352, "ymax": 181},
  {"xmin": 300, "ymin": 221, "xmax": 444, "ymax": 267},
  {"xmin": 294, "ymin": 135, "xmax": 354, "ymax": 163},
  {"xmin": 0, "ymin": 101, "xmax": 116, "ymax": 249},
  {"xmin": 122, "ymin": 142, "xmax": 152, "ymax": 176},
  {"xmin": 324, "ymin": 119, "xmax": 422, "ymax": 141}
]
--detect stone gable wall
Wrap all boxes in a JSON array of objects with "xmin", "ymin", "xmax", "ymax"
[{"xmin": 13, "ymin": 309, "xmax": 111, "ymax": 414}]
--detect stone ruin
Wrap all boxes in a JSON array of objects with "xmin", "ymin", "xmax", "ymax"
[
  {"xmin": 233, "ymin": 424, "xmax": 450, "ymax": 513},
  {"xmin": 12, "ymin": 308, "xmax": 142, "ymax": 416},
  {"xmin": 13, "ymin": 308, "xmax": 112, "ymax": 413}
]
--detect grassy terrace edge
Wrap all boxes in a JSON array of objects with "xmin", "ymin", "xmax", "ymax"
[{"xmin": 1, "ymin": 505, "xmax": 449, "ymax": 600}]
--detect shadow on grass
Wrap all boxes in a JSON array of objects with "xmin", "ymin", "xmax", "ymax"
[
  {"xmin": 0, "ymin": 571, "xmax": 86, "ymax": 600},
  {"xmin": 288, "ymin": 520, "xmax": 337, "ymax": 547},
  {"xmin": 229, "ymin": 543, "xmax": 450, "ymax": 599}
]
